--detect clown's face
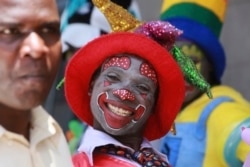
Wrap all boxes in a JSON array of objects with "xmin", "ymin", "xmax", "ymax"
[
  {"xmin": 176, "ymin": 39, "xmax": 214, "ymax": 108},
  {"xmin": 90, "ymin": 54, "xmax": 158, "ymax": 136}
]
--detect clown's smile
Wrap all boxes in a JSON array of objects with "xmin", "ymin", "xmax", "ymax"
[
  {"xmin": 98, "ymin": 92, "xmax": 145, "ymax": 129},
  {"xmin": 108, "ymin": 103, "xmax": 133, "ymax": 117}
]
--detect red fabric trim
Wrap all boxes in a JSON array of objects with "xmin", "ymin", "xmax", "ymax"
[
  {"xmin": 72, "ymin": 153, "xmax": 91, "ymax": 167},
  {"xmin": 72, "ymin": 152, "xmax": 136, "ymax": 167}
]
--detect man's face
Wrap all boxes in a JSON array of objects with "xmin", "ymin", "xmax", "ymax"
[
  {"xmin": 0, "ymin": 0, "xmax": 61, "ymax": 111},
  {"xmin": 90, "ymin": 54, "xmax": 158, "ymax": 136}
]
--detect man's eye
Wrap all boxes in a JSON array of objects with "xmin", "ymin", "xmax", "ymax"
[
  {"xmin": 0, "ymin": 27, "xmax": 24, "ymax": 44},
  {"xmin": 41, "ymin": 27, "xmax": 50, "ymax": 33},
  {"xmin": 38, "ymin": 25, "xmax": 60, "ymax": 45},
  {"xmin": 0, "ymin": 28, "xmax": 20, "ymax": 35},
  {"xmin": 188, "ymin": 54, "xmax": 202, "ymax": 63},
  {"xmin": 40, "ymin": 26, "xmax": 60, "ymax": 34}
]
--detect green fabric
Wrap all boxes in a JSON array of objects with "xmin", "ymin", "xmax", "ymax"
[{"xmin": 160, "ymin": 3, "xmax": 222, "ymax": 37}]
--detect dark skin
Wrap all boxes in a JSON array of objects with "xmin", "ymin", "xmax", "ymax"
[
  {"xmin": 89, "ymin": 54, "xmax": 158, "ymax": 150},
  {"xmin": 94, "ymin": 122, "xmax": 144, "ymax": 150},
  {"xmin": 0, "ymin": 0, "xmax": 61, "ymax": 140},
  {"xmin": 176, "ymin": 39, "xmax": 217, "ymax": 109}
]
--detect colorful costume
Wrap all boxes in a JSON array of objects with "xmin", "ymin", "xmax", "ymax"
[
  {"xmin": 73, "ymin": 127, "xmax": 168, "ymax": 167},
  {"xmin": 160, "ymin": 0, "xmax": 250, "ymax": 166},
  {"xmin": 161, "ymin": 86, "xmax": 250, "ymax": 167}
]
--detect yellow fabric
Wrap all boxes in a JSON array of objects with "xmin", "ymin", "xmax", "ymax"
[
  {"xmin": 161, "ymin": 0, "xmax": 227, "ymax": 22},
  {"xmin": 0, "ymin": 106, "xmax": 73, "ymax": 167},
  {"xmin": 176, "ymin": 85, "xmax": 250, "ymax": 167}
]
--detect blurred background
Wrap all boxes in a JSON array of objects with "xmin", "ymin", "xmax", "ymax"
[
  {"xmin": 53, "ymin": 0, "xmax": 250, "ymax": 133},
  {"xmin": 56, "ymin": 0, "xmax": 250, "ymax": 100}
]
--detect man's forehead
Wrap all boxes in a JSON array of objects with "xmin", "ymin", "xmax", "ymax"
[
  {"xmin": 0, "ymin": 0, "xmax": 59, "ymax": 16},
  {"xmin": 0, "ymin": 0, "xmax": 56, "ymax": 7}
]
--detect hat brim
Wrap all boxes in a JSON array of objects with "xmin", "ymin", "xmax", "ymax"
[
  {"xmin": 166, "ymin": 17, "xmax": 226, "ymax": 82},
  {"xmin": 65, "ymin": 32, "xmax": 185, "ymax": 140}
]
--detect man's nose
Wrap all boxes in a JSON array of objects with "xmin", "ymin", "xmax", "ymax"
[
  {"xmin": 19, "ymin": 32, "xmax": 49, "ymax": 59},
  {"xmin": 112, "ymin": 89, "xmax": 135, "ymax": 101}
]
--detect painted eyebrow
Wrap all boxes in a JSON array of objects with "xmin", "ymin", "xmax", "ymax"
[{"xmin": 103, "ymin": 66, "xmax": 125, "ymax": 73}]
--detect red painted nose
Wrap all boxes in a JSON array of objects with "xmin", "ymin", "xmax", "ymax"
[{"xmin": 112, "ymin": 89, "xmax": 135, "ymax": 101}]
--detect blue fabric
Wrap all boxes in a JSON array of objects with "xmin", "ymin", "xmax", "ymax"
[
  {"xmin": 195, "ymin": 96, "xmax": 234, "ymax": 140},
  {"xmin": 162, "ymin": 17, "xmax": 226, "ymax": 82},
  {"xmin": 161, "ymin": 123, "xmax": 205, "ymax": 167},
  {"xmin": 160, "ymin": 97, "xmax": 233, "ymax": 167}
]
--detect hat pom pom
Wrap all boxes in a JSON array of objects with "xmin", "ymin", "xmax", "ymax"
[{"xmin": 134, "ymin": 21, "xmax": 183, "ymax": 50}]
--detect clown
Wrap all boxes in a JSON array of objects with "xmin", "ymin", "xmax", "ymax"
[
  {"xmin": 46, "ymin": 0, "xmax": 142, "ymax": 155},
  {"xmin": 160, "ymin": 0, "xmax": 250, "ymax": 167},
  {"xmin": 61, "ymin": 0, "xmax": 211, "ymax": 166}
]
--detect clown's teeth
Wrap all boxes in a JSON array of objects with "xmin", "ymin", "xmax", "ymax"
[{"xmin": 108, "ymin": 103, "xmax": 132, "ymax": 116}]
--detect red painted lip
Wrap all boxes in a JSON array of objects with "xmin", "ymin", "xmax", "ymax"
[{"xmin": 97, "ymin": 92, "xmax": 145, "ymax": 129}]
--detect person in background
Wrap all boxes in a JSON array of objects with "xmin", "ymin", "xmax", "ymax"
[
  {"xmin": 47, "ymin": 0, "xmax": 142, "ymax": 155},
  {"xmin": 159, "ymin": 0, "xmax": 250, "ymax": 166},
  {"xmin": 0, "ymin": 0, "xmax": 73, "ymax": 166},
  {"xmin": 59, "ymin": 0, "xmax": 212, "ymax": 166}
]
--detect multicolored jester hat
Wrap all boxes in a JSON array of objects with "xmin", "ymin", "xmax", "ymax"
[{"xmin": 57, "ymin": 0, "xmax": 212, "ymax": 100}]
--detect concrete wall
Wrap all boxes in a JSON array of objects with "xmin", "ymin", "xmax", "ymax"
[{"xmin": 137, "ymin": 0, "xmax": 250, "ymax": 100}]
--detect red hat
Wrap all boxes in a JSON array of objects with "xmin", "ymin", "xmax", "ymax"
[
  {"xmin": 65, "ymin": 32, "xmax": 185, "ymax": 140},
  {"xmin": 62, "ymin": 0, "xmax": 211, "ymax": 141}
]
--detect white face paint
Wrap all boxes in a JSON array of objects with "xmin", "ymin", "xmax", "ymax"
[{"xmin": 90, "ymin": 54, "xmax": 158, "ymax": 136}]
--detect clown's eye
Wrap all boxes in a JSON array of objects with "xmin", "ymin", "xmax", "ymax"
[
  {"xmin": 106, "ymin": 73, "xmax": 120, "ymax": 82},
  {"xmin": 137, "ymin": 84, "xmax": 149, "ymax": 92},
  {"xmin": 190, "ymin": 56, "xmax": 201, "ymax": 64}
]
